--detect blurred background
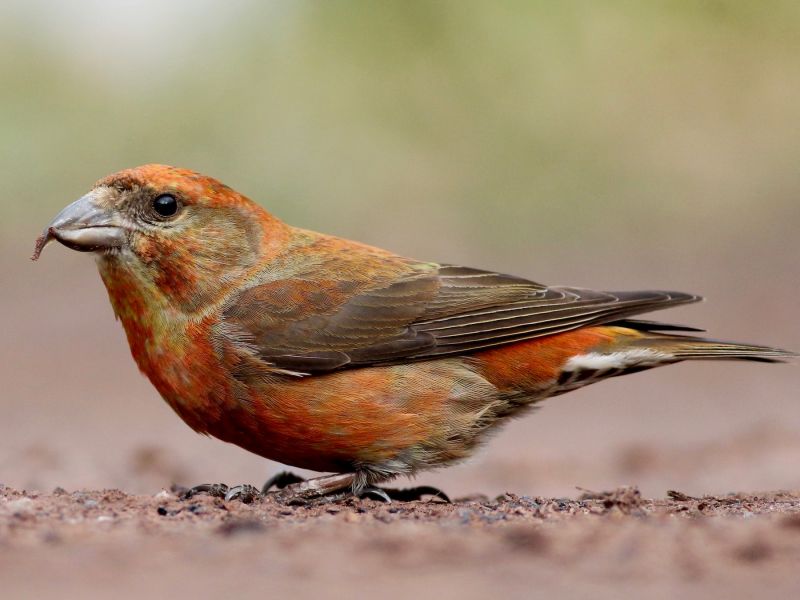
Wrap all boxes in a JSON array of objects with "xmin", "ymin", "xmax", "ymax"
[{"xmin": 1, "ymin": 0, "xmax": 798, "ymax": 499}]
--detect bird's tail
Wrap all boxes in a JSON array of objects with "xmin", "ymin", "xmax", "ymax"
[
  {"xmin": 627, "ymin": 333, "xmax": 797, "ymax": 364},
  {"xmin": 472, "ymin": 324, "xmax": 795, "ymax": 402},
  {"xmin": 548, "ymin": 327, "xmax": 796, "ymax": 394}
]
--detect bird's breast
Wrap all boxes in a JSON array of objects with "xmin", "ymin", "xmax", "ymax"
[{"xmin": 97, "ymin": 258, "xmax": 238, "ymax": 433}]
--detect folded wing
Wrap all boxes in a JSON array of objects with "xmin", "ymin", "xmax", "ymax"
[{"xmin": 221, "ymin": 263, "xmax": 701, "ymax": 373}]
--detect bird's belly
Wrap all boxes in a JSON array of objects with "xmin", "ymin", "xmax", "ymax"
[{"xmin": 202, "ymin": 359, "xmax": 502, "ymax": 475}]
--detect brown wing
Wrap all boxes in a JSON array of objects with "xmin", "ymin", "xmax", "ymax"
[{"xmin": 221, "ymin": 263, "xmax": 701, "ymax": 374}]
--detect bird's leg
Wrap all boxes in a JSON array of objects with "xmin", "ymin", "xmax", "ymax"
[{"xmin": 272, "ymin": 472, "xmax": 357, "ymax": 505}]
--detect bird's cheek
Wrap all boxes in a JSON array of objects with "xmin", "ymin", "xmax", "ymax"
[
  {"xmin": 130, "ymin": 233, "xmax": 163, "ymax": 265},
  {"xmin": 125, "ymin": 234, "xmax": 189, "ymax": 293},
  {"xmin": 129, "ymin": 233, "xmax": 188, "ymax": 277}
]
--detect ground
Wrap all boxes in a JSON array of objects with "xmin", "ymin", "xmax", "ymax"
[{"xmin": 3, "ymin": 483, "xmax": 800, "ymax": 599}]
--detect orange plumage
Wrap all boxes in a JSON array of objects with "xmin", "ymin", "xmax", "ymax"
[{"xmin": 34, "ymin": 165, "xmax": 795, "ymax": 496}]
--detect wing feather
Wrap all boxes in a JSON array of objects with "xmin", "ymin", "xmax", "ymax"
[{"xmin": 221, "ymin": 261, "xmax": 700, "ymax": 374}]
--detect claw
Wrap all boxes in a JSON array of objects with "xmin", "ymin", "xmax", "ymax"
[
  {"xmin": 261, "ymin": 471, "xmax": 307, "ymax": 493},
  {"xmin": 224, "ymin": 484, "xmax": 261, "ymax": 504},
  {"xmin": 383, "ymin": 485, "xmax": 452, "ymax": 503},
  {"xmin": 358, "ymin": 486, "xmax": 393, "ymax": 503}
]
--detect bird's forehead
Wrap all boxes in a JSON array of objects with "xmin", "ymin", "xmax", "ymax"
[{"xmin": 94, "ymin": 164, "xmax": 237, "ymax": 206}]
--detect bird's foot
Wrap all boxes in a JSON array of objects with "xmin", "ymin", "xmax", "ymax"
[
  {"xmin": 179, "ymin": 482, "xmax": 261, "ymax": 504},
  {"xmin": 357, "ymin": 486, "xmax": 393, "ymax": 503},
  {"xmin": 223, "ymin": 484, "xmax": 261, "ymax": 503},
  {"xmin": 371, "ymin": 485, "xmax": 451, "ymax": 503},
  {"xmin": 267, "ymin": 473, "xmax": 451, "ymax": 505},
  {"xmin": 180, "ymin": 482, "xmax": 230, "ymax": 500},
  {"xmin": 179, "ymin": 474, "xmax": 451, "ymax": 506}
]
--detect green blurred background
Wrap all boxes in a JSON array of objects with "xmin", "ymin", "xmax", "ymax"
[{"xmin": 1, "ymin": 1, "xmax": 798, "ymax": 497}]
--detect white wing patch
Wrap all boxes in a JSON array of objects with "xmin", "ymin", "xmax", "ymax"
[{"xmin": 563, "ymin": 348, "xmax": 671, "ymax": 372}]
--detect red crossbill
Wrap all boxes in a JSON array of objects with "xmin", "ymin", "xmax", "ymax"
[{"xmin": 33, "ymin": 165, "xmax": 795, "ymax": 501}]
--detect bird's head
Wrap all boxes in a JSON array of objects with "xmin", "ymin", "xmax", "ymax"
[{"xmin": 34, "ymin": 164, "xmax": 288, "ymax": 311}]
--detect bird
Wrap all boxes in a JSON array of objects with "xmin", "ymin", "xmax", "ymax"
[{"xmin": 33, "ymin": 164, "xmax": 795, "ymax": 502}]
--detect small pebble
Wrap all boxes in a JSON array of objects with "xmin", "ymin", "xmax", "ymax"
[{"xmin": 5, "ymin": 498, "xmax": 34, "ymax": 513}]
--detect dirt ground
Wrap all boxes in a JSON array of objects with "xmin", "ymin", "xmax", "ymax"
[{"xmin": 3, "ymin": 483, "xmax": 800, "ymax": 600}]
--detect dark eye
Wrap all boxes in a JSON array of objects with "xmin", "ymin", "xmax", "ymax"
[{"xmin": 152, "ymin": 194, "xmax": 179, "ymax": 217}]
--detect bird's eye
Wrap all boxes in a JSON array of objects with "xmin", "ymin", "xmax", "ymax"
[{"xmin": 152, "ymin": 194, "xmax": 179, "ymax": 218}]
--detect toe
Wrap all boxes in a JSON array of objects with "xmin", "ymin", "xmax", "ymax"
[
  {"xmin": 181, "ymin": 483, "xmax": 229, "ymax": 500},
  {"xmin": 383, "ymin": 486, "xmax": 452, "ymax": 503},
  {"xmin": 358, "ymin": 486, "xmax": 392, "ymax": 503},
  {"xmin": 261, "ymin": 471, "xmax": 307, "ymax": 493},
  {"xmin": 224, "ymin": 484, "xmax": 261, "ymax": 503}
]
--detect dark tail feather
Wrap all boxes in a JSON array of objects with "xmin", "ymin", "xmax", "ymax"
[
  {"xmin": 611, "ymin": 318, "xmax": 706, "ymax": 333},
  {"xmin": 633, "ymin": 335, "xmax": 797, "ymax": 364}
]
